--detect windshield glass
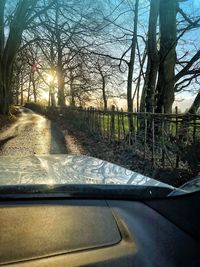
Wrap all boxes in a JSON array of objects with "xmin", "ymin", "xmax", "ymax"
[{"xmin": 0, "ymin": 0, "xmax": 200, "ymax": 199}]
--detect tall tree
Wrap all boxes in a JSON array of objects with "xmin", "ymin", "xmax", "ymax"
[
  {"xmin": 144, "ymin": 0, "xmax": 159, "ymax": 112},
  {"xmin": 0, "ymin": 0, "xmax": 54, "ymax": 114},
  {"xmin": 127, "ymin": 0, "xmax": 139, "ymax": 114},
  {"xmin": 155, "ymin": 0, "xmax": 177, "ymax": 113}
]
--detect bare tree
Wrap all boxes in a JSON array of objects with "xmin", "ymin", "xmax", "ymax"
[
  {"xmin": 142, "ymin": 0, "xmax": 159, "ymax": 113},
  {"xmin": 0, "ymin": 0, "xmax": 54, "ymax": 114}
]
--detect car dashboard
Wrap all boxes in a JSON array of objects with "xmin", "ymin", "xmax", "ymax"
[{"xmin": 0, "ymin": 193, "xmax": 200, "ymax": 266}]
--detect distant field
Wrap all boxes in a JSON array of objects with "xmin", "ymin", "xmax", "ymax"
[{"xmin": 89, "ymin": 113, "xmax": 200, "ymax": 141}]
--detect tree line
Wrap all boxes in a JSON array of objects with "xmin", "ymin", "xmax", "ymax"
[{"xmin": 0, "ymin": 0, "xmax": 199, "ymax": 115}]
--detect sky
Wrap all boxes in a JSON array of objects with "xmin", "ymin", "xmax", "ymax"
[{"xmin": 174, "ymin": 0, "xmax": 200, "ymax": 110}]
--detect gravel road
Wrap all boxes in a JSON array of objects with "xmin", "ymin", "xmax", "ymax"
[{"xmin": 0, "ymin": 108, "xmax": 67, "ymax": 156}]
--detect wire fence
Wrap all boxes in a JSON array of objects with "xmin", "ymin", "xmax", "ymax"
[{"xmin": 26, "ymin": 103, "xmax": 200, "ymax": 172}]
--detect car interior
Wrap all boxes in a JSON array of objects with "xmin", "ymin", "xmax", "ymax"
[{"xmin": 0, "ymin": 190, "xmax": 200, "ymax": 266}]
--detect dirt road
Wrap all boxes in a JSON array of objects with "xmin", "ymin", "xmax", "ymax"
[{"xmin": 0, "ymin": 108, "xmax": 67, "ymax": 155}]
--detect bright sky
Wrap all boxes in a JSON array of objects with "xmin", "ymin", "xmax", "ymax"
[{"xmin": 174, "ymin": 0, "xmax": 200, "ymax": 110}]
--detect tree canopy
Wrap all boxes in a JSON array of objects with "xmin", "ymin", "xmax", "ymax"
[{"xmin": 0, "ymin": 0, "xmax": 199, "ymax": 114}]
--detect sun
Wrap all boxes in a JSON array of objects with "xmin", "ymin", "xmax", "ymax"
[
  {"xmin": 47, "ymin": 74, "xmax": 54, "ymax": 83},
  {"xmin": 41, "ymin": 89, "xmax": 49, "ymax": 101}
]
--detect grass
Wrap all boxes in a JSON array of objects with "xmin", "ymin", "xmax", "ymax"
[{"xmin": 89, "ymin": 113, "xmax": 200, "ymax": 141}]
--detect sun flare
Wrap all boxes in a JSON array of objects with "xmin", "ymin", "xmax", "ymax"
[{"xmin": 47, "ymin": 74, "xmax": 54, "ymax": 83}]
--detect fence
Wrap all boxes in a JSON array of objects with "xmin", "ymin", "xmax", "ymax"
[{"xmin": 26, "ymin": 103, "xmax": 200, "ymax": 172}]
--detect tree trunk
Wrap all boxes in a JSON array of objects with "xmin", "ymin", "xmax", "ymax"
[
  {"xmin": 0, "ymin": 64, "xmax": 12, "ymax": 114},
  {"xmin": 55, "ymin": 4, "xmax": 65, "ymax": 107},
  {"xmin": 49, "ymin": 44, "xmax": 56, "ymax": 107},
  {"xmin": 140, "ymin": 59, "xmax": 150, "ymax": 112},
  {"xmin": 15, "ymin": 69, "xmax": 20, "ymax": 105},
  {"xmin": 20, "ymin": 86, "xmax": 23, "ymax": 106},
  {"xmin": 98, "ymin": 66, "xmax": 107, "ymax": 110},
  {"xmin": 0, "ymin": 0, "xmax": 6, "ymax": 62},
  {"xmin": 27, "ymin": 73, "xmax": 31, "ymax": 103},
  {"xmin": 0, "ymin": 0, "xmax": 37, "ymax": 114},
  {"xmin": 70, "ymin": 83, "xmax": 75, "ymax": 107},
  {"xmin": 127, "ymin": 0, "xmax": 139, "ymax": 113},
  {"xmin": 57, "ymin": 64, "xmax": 65, "ymax": 107},
  {"xmin": 156, "ymin": 0, "xmax": 177, "ymax": 113},
  {"xmin": 102, "ymin": 77, "xmax": 107, "ymax": 111},
  {"xmin": 69, "ymin": 69, "xmax": 75, "ymax": 107},
  {"xmin": 20, "ymin": 74, "xmax": 24, "ymax": 106},
  {"xmin": 0, "ymin": 81, "xmax": 9, "ymax": 114},
  {"xmin": 50, "ymin": 90, "xmax": 55, "ymax": 106},
  {"xmin": 135, "ymin": 43, "xmax": 147, "ymax": 112},
  {"xmin": 16, "ymin": 82, "xmax": 19, "ymax": 105},
  {"xmin": 145, "ymin": 0, "xmax": 160, "ymax": 112},
  {"xmin": 187, "ymin": 91, "xmax": 200, "ymax": 114},
  {"xmin": 31, "ymin": 72, "xmax": 37, "ymax": 103},
  {"xmin": 127, "ymin": 0, "xmax": 139, "ymax": 131},
  {"xmin": 50, "ymin": 74, "xmax": 56, "ymax": 107},
  {"xmin": 0, "ymin": 0, "xmax": 6, "ymax": 113}
]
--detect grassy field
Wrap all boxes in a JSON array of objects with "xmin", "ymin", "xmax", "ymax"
[{"xmin": 88, "ymin": 113, "xmax": 200, "ymax": 141}]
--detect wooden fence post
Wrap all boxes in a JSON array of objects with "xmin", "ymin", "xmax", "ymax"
[
  {"xmin": 98, "ymin": 110, "xmax": 101, "ymax": 137},
  {"xmin": 152, "ymin": 108, "xmax": 155, "ymax": 167},
  {"xmin": 121, "ymin": 108, "xmax": 125, "ymax": 139},
  {"xmin": 102, "ymin": 110, "xmax": 105, "ymax": 138},
  {"xmin": 90, "ymin": 106, "xmax": 94, "ymax": 133},
  {"xmin": 117, "ymin": 107, "xmax": 120, "ymax": 143},
  {"xmin": 193, "ymin": 116, "xmax": 197, "ymax": 143},
  {"xmin": 134, "ymin": 108, "xmax": 137, "ymax": 151},
  {"xmin": 111, "ymin": 105, "xmax": 115, "ymax": 141},
  {"xmin": 87, "ymin": 107, "xmax": 90, "ymax": 132},
  {"xmin": 175, "ymin": 106, "xmax": 179, "ymax": 168},
  {"xmin": 161, "ymin": 106, "xmax": 165, "ymax": 168},
  {"xmin": 107, "ymin": 109, "xmax": 110, "ymax": 140},
  {"xmin": 93, "ymin": 107, "xmax": 96, "ymax": 133}
]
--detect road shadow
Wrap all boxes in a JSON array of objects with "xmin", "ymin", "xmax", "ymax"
[{"xmin": 50, "ymin": 121, "xmax": 68, "ymax": 154}]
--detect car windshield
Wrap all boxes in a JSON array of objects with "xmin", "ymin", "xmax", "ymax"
[{"xmin": 0, "ymin": 0, "xmax": 200, "ymax": 199}]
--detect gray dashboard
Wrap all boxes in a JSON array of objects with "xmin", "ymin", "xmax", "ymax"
[{"xmin": 0, "ymin": 198, "xmax": 200, "ymax": 267}]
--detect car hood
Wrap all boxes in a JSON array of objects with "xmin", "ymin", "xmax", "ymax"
[{"xmin": 0, "ymin": 154, "xmax": 176, "ymax": 189}]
